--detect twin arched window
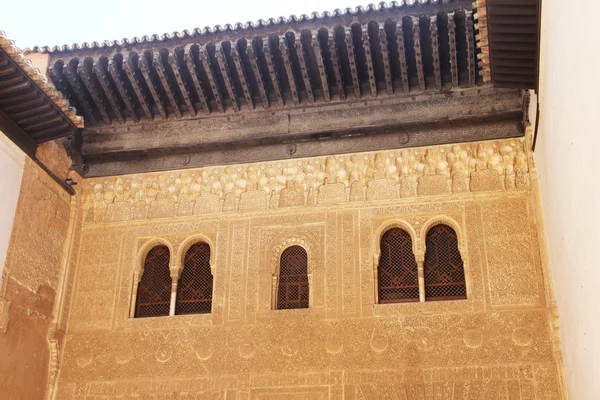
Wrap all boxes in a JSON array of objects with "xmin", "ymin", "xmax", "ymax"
[
  {"xmin": 276, "ymin": 245, "xmax": 309, "ymax": 310},
  {"xmin": 135, "ymin": 242, "xmax": 213, "ymax": 318},
  {"xmin": 377, "ymin": 224, "xmax": 466, "ymax": 304}
]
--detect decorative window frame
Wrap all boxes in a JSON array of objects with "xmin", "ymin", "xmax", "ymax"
[
  {"xmin": 129, "ymin": 238, "xmax": 175, "ymax": 318},
  {"xmin": 372, "ymin": 219, "xmax": 418, "ymax": 304},
  {"xmin": 173, "ymin": 234, "xmax": 215, "ymax": 315},
  {"xmin": 373, "ymin": 215, "xmax": 469, "ymax": 305},
  {"xmin": 270, "ymin": 238, "xmax": 313, "ymax": 310},
  {"xmin": 419, "ymin": 217, "xmax": 469, "ymax": 301}
]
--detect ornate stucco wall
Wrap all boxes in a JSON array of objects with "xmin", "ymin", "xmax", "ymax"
[
  {"xmin": 51, "ymin": 135, "xmax": 567, "ymax": 399},
  {"xmin": 0, "ymin": 139, "xmax": 73, "ymax": 400}
]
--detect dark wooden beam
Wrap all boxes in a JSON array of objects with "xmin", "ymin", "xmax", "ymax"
[
  {"xmin": 448, "ymin": 12, "xmax": 459, "ymax": 88},
  {"xmin": 328, "ymin": 32, "xmax": 345, "ymax": 100},
  {"xmin": 344, "ymin": 28, "xmax": 361, "ymax": 98},
  {"xmin": 123, "ymin": 55, "xmax": 153, "ymax": 121},
  {"xmin": 279, "ymin": 36, "xmax": 300, "ymax": 105},
  {"xmin": 230, "ymin": 44, "xmax": 254, "ymax": 110},
  {"xmin": 215, "ymin": 44, "xmax": 239, "ymax": 112},
  {"xmin": 108, "ymin": 57, "xmax": 139, "ymax": 122},
  {"xmin": 0, "ymin": 80, "xmax": 29, "ymax": 96},
  {"xmin": 138, "ymin": 54, "xmax": 168, "ymax": 120},
  {"xmin": 84, "ymin": 116, "xmax": 522, "ymax": 178},
  {"xmin": 262, "ymin": 41, "xmax": 284, "ymax": 107},
  {"xmin": 168, "ymin": 53, "xmax": 196, "ymax": 117},
  {"xmin": 378, "ymin": 23, "xmax": 393, "ymax": 95},
  {"xmin": 93, "ymin": 60, "xmax": 125, "ymax": 123},
  {"xmin": 82, "ymin": 88, "xmax": 522, "ymax": 156},
  {"xmin": 183, "ymin": 44, "xmax": 211, "ymax": 115},
  {"xmin": 0, "ymin": 108, "xmax": 37, "ymax": 157},
  {"xmin": 62, "ymin": 62, "xmax": 97, "ymax": 124},
  {"xmin": 153, "ymin": 52, "xmax": 182, "ymax": 119},
  {"xmin": 312, "ymin": 34, "xmax": 330, "ymax": 103},
  {"xmin": 77, "ymin": 60, "xmax": 111, "ymax": 124},
  {"xmin": 246, "ymin": 43, "xmax": 269, "ymax": 109},
  {"xmin": 430, "ymin": 15, "xmax": 442, "ymax": 90},
  {"xmin": 198, "ymin": 46, "xmax": 225, "ymax": 113},
  {"xmin": 396, "ymin": 20, "xmax": 410, "ymax": 93},
  {"xmin": 465, "ymin": 10, "xmax": 476, "ymax": 87},
  {"xmin": 362, "ymin": 25, "xmax": 377, "ymax": 97},
  {"xmin": 295, "ymin": 38, "xmax": 314, "ymax": 105},
  {"xmin": 411, "ymin": 16, "xmax": 426, "ymax": 91}
]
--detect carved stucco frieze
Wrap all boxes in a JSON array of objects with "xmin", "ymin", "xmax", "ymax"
[{"xmin": 80, "ymin": 139, "xmax": 530, "ymax": 225}]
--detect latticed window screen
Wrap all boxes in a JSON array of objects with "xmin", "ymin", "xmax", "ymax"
[
  {"xmin": 277, "ymin": 246, "xmax": 309, "ymax": 310},
  {"xmin": 378, "ymin": 228, "xmax": 420, "ymax": 303},
  {"xmin": 135, "ymin": 245, "xmax": 172, "ymax": 318},
  {"xmin": 176, "ymin": 242, "xmax": 213, "ymax": 315},
  {"xmin": 424, "ymin": 224, "xmax": 467, "ymax": 301}
]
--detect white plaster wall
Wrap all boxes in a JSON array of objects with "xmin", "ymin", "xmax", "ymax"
[
  {"xmin": 535, "ymin": 0, "xmax": 600, "ymax": 398},
  {"xmin": 0, "ymin": 131, "xmax": 25, "ymax": 285}
]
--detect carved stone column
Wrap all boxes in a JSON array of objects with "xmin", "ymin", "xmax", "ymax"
[
  {"xmin": 129, "ymin": 271, "xmax": 141, "ymax": 318},
  {"xmin": 169, "ymin": 269, "xmax": 181, "ymax": 316},
  {"xmin": 373, "ymin": 253, "xmax": 380, "ymax": 304},
  {"xmin": 416, "ymin": 253, "xmax": 426, "ymax": 303},
  {"xmin": 271, "ymin": 275, "xmax": 279, "ymax": 310}
]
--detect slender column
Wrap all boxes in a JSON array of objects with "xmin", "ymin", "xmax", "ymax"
[
  {"xmin": 271, "ymin": 275, "xmax": 279, "ymax": 310},
  {"xmin": 416, "ymin": 253, "xmax": 425, "ymax": 303},
  {"xmin": 169, "ymin": 270, "xmax": 180, "ymax": 316},
  {"xmin": 373, "ymin": 253, "xmax": 380, "ymax": 304},
  {"xmin": 129, "ymin": 271, "xmax": 141, "ymax": 318}
]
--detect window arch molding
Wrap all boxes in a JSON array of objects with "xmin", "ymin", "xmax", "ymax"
[
  {"xmin": 133, "ymin": 238, "xmax": 175, "ymax": 282},
  {"xmin": 418, "ymin": 216, "xmax": 466, "ymax": 259},
  {"xmin": 270, "ymin": 237, "xmax": 313, "ymax": 276},
  {"xmin": 130, "ymin": 238, "xmax": 175, "ymax": 318},
  {"xmin": 175, "ymin": 234, "xmax": 216, "ymax": 276},
  {"xmin": 373, "ymin": 220, "xmax": 418, "ymax": 265},
  {"xmin": 270, "ymin": 237, "xmax": 313, "ymax": 310}
]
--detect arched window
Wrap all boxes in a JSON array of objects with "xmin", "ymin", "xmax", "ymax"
[
  {"xmin": 176, "ymin": 242, "xmax": 213, "ymax": 315},
  {"xmin": 135, "ymin": 245, "xmax": 172, "ymax": 318},
  {"xmin": 378, "ymin": 228, "xmax": 419, "ymax": 303},
  {"xmin": 277, "ymin": 245, "xmax": 309, "ymax": 310},
  {"xmin": 424, "ymin": 224, "xmax": 467, "ymax": 301}
]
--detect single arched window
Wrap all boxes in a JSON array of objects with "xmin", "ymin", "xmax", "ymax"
[
  {"xmin": 424, "ymin": 224, "xmax": 466, "ymax": 301},
  {"xmin": 176, "ymin": 242, "xmax": 213, "ymax": 315},
  {"xmin": 135, "ymin": 245, "xmax": 172, "ymax": 318},
  {"xmin": 277, "ymin": 245, "xmax": 309, "ymax": 310},
  {"xmin": 378, "ymin": 228, "xmax": 419, "ymax": 303}
]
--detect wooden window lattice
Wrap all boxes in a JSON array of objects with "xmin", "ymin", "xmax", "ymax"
[
  {"xmin": 424, "ymin": 224, "xmax": 467, "ymax": 301},
  {"xmin": 277, "ymin": 246, "xmax": 309, "ymax": 310},
  {"xmin": 377, "ymin": 228, "xmax": 420, "ymax": 303},
  {"xmin": 135, "ymin": 245, "xmax": 172, "ymax": 318},
  {"xmin": 176, "ymin": 242, "xmax": 213, "ymax": 315}
]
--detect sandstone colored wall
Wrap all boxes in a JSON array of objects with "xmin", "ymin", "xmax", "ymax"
[
  {"xmin": 50, "ymin": 137, "xmax": 567, "ymax": 399},
  {"xmin": 535, "ymin": 0, "xmax": 600, "ymax": 397},
  {"xmin": 0, "ymin": 143, "xmax": 73, "ymax": 400}
]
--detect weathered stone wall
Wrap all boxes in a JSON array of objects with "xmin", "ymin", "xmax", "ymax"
[
  {"xmin": 0, "ymin": 149, "xmax": 72, "ymax": 400},
  {"xmin": 53, "ymin": 137, "xmax": 566, "ymax": 399}
]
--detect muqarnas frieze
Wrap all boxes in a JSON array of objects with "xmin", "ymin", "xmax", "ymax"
[{"xmin": 81, "ymin": 138, "xmax": 530, "ymax": 224}]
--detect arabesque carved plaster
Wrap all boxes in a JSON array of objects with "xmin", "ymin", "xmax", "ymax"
[{"xmin": 49, "ymin": 137, "xmax": 566, "ymax": 399}]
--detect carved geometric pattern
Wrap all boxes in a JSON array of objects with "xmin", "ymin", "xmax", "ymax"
[
  {"xmin": 277, "ymin": 246, "xmax": 309, "ymax": 310},
  {"xmin": 378, "ymin": 228, "xmax": 419, "ymax": 303},
  {"xmin": 176, "ymin": 242, "xmax": 213, "ymax": 315},
  {"xmin": 135, "ymin": 245, "xmax": 172, "ymax": 318},
  {"xmin": 424, "ymin": 224, "xmax": 467, "ymax": 301}
]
